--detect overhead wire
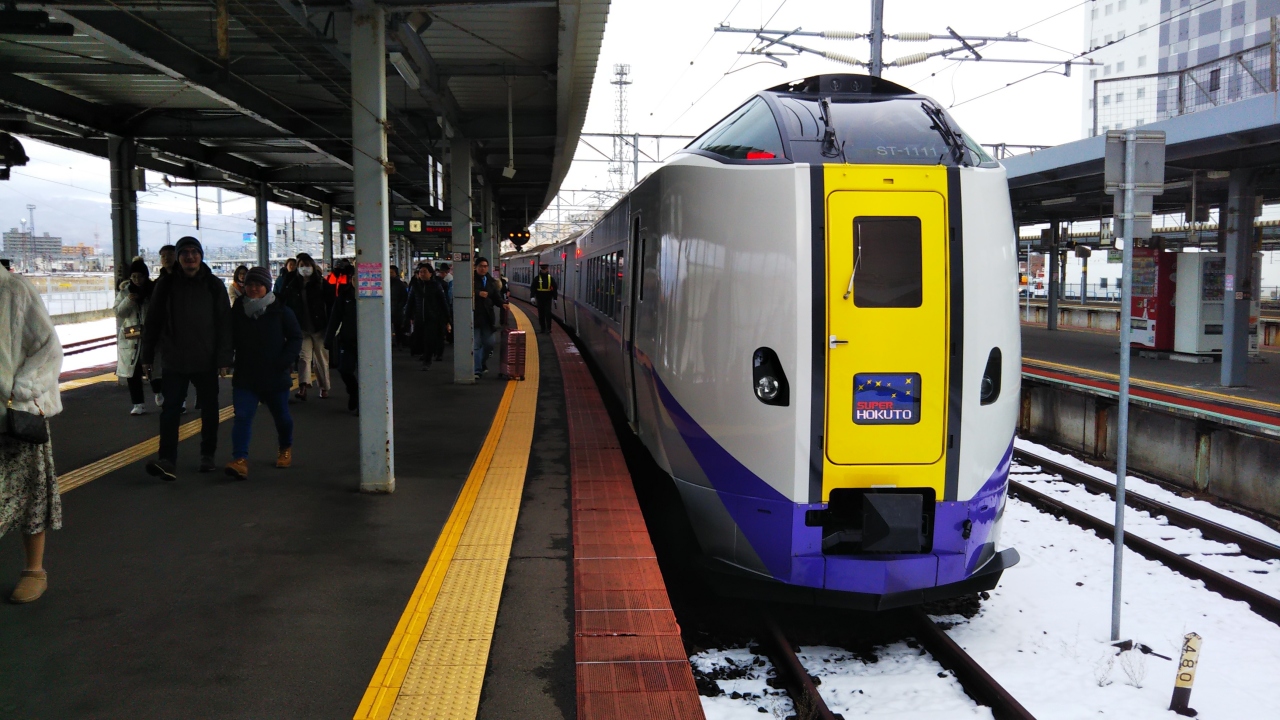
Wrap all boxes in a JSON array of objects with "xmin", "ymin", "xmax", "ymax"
[
  {"xmin": 948, "ymin": 0, "xmax": 1217, "ymax": 109},
  {"xmin": 647, "ymin": 0, "xmax": 747, "ymax": 117}
]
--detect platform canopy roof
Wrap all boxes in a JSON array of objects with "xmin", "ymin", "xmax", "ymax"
[
  {"xmin": 1002, "ymin": 92, "xmax": 1280, "ymax": 230},
  {"xmin": 0, "ymin": 0, "xmax": 609, "ymax": 233}
]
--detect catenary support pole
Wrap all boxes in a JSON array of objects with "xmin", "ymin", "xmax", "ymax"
[
  {"xmin": 451, "ymin": 136, "xmax": 474, "ymax": 384},
  {"xmin": 1221, "ymin": 168, "xmax": 1255, "ymax": 387},
  {"xmin": 107, "ymin": 135, "xmax": 139, "ymax": 285},
  {"xmin": 1112, "ymin": 128, "xmax": 1138, "ymax": 642},
  {"xmin": 321, "ymin": 203, "xmax": 333, "ymax": 268},
  {"xmin": 1047, "ymin": 222, "xmax": 1060, "ymax": 330},
  {"xmin": 351, "ymin": 3, "xmax": 395, "ymax": 493},
  {"xmin": 869, "ymin": 0, "xmax": 885, "ymax": 77},
  {"xmin": 1081, "ymin": 252, "xmax": 1089, "ymax": 304},
  {"xmin": 255, "ymin": 182, "xmax": 270, "ymax": 268}
]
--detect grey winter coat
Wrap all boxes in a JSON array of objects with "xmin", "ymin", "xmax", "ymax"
[{"xmin": 114, "ymin": 280, "xmax": 148, "ymax": 378}]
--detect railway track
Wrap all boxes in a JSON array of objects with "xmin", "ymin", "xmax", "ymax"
[
  {"xmin": 759, "ymin": 609, "xmax": 1037, "ymax": 720},
  {"xmin": 63, "ymin": 334, "xmax": 116, "ymax": 356},
  {"xmin": 1009, "ymin": 448, "xmax": 1280, "ymax": 626}
]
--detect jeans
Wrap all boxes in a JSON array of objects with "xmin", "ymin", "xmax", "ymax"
[
  {"xmin": 159, "ymin": 370, "xmax": 220, "ymax": 463},
  {"xmin": 231, "ymin": 387, "xmax": 294, "ymax": 460},
  {"xmin": 473, "ymin": 326, "xmax": 497, "ymax": 374}
]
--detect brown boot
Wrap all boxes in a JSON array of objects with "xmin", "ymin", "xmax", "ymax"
[
  {"xmin": 10, "ymin": 569, "xmax": 47, "ymax": 604},
  {"xmin": 276, "ymin": 447, "xmax": 292, "ymax": 468},
  {"xmin": 225, "ymin": 457, "xmax": 249, "ymax": 480}
]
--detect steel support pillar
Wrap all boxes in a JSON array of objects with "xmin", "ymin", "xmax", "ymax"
[
  {"xmin": 451, "ymin": 137, "xmax": 474, "ymax": 384},
  {"xmin": 1221, "ymin": 168, "xmax": 1255, "ymax": 387},
  {"xmin": 1080, "ymin": 254, "xmax": 1089, "ymax": 304},
  {"xmin": 1047, "ymin": 222, "xmax": 1060, "ymax": 330},
  {"xmin": 107, "ymin": 135, "xmax": 138, "ymax": 284},
  {"xmin": 254, "ymin": 183, "xmax": 270, "ymax": 268},
  {"xmin": 321, "ymin": 203, "xmax": 333, "ymax": 268},
  {"xmin": 351, "ymin": 4, "xmax": 395, "ymax": 492}
]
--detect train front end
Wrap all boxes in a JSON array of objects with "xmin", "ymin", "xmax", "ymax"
[{"xmin": 663, "ymin": 75, "xmax": 1020, "ymax": 609}]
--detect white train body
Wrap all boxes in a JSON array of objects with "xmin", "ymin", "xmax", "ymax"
[{"xmin": 504, "ymin": 75, "xmax": 1020, "ymax": 607}]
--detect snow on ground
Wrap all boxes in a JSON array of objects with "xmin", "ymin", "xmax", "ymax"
[
  {"xmin": 55, "ymin": 318, "xmax": 117, "ymax": 374},
  {"xmin": 1011, "ymin": 461, "xmax": 1280, "ymax": 601},
  {"xmin": 944, "ymin": 497, "xmax": 1280, "ymax": 719},
  {"xmin": 692, "ymin": 647, "xmax": 794, "ymax": 719},
  {"xmin": 692, "ymin": 642, "xmax": 988, "ymax": 719},
  {"xmin": 796, "ymin": 644, "xmax": 990, "ymax": 719},
  {"xmin": 1015, "ymin": 438, "xmax": 1280, "ymax": 546}
]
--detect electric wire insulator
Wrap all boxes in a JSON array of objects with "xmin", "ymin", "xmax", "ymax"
[
  {"xmin": 889, "ymin": 52, "xmax": 931, "ymax": 67},
  {"xmin": 822, "ymin": 50, "xmax": 867, "ymax": 67},
  {"xmin": 892, "ymin": 32, "xmax": 933, "ymax": 42},
  {"xmin": 821, "ymin": 30, "xmax": 864, "ymax": 40}
]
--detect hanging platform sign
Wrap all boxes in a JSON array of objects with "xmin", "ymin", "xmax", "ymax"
[{"xmin": 356, "ymin": 262, "xmax": 383, "ymax": 297}]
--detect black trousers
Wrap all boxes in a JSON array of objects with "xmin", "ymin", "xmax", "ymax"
[
  {"xmin": 535, "ymin": 295, "xmax": 554, "ymax": 332},
  {"xmin": 126, "ymin": 373, "xmax": 145, "ymax": 404},
  {"xmin": 340, "ymin": 370, "xmax": 358, "ymax": 410},
  {"xmin": 159, "ymin": 370, "xmax": 220, "ymax": 462}
]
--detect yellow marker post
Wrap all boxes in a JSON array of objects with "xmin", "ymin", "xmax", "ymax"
[{"xmin": 1169, "ymin": 632, "xmax": 1202, "ymax": 717}]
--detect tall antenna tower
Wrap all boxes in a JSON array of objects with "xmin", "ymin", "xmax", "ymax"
[{"xmin": 609, "ymin": 64, "xmax": 632, "ymax": 192}]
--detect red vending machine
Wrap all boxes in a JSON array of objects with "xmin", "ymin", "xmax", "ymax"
[{"xmin": 1130, "ymin": 247, "xmax": 1177, "ymax": 350}]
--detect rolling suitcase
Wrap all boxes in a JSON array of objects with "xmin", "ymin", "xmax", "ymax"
[{"xmin": 501, "ymin": 329, "xmax": 526, "ymax": 380}]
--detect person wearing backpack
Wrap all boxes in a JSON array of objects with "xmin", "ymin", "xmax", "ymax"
[{"xmin": 140, "ymin": 236, "xmax": 232, "ymax": 480}]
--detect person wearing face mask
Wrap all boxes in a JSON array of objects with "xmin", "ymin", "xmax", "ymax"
[
  {"xmin": 228, "ymin": 264, "xmax": 249, "ymax": 304},
  {"xmin": 280, "ymin": 253, "xmax": 330, "ymax": 401},
  {"xmin": 224, "ymin": 267, "xmax": 302, "ymax": 480},
  {"xmin": 324, "ymin": 261, "xmax": 359, "ymax": 414},
  {"xmin": 404, "ymin": 263, "xmax": 450, "ymax": 368},
  {"xmin": 114, "ymin": 258, "xmax": 154, "ymax": 415}
]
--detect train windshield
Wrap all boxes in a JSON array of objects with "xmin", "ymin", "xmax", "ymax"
[
  {"xmin": 775, "ymin": 96, "xmax": 996, "ymax": 167},
  {"xmin": 687, "ymin": 97, "xmax": 787, "ymax": 161}
]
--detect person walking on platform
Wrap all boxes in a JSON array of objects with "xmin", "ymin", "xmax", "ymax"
[
  {"xmin": 273, "ymin": 258, "xmax": 296, "ymax": 295},
  {"xmin": 472, "ymin": 258, "xmax": 503, "ymax": 379},
  {"xmin": 532, "ymin": 263, "xmax": 558, "ymax": 334},
  {"xmin": 141, "ymin": 236, "xmax": 233, "ymax": 480},
  {"xmin": 388, "ymin": 265, "xmax": 409, "ymax": 348},
  {"xmin": 157, "ymin": 244, "xmax": 176, "ymax": 277},
  {"xmin": 280, "ymin": 253, "xmax": 330, "ymax": 401},
  {"xmin": 225, "ymin": 267, "xmax": 302, "ymax": 480},
  {"xmin": 228, "ymin": 264, "xmax": 249, "ymax": 305},
  {"xmin": 115, "ymin": 258, "xmax": 154, "ymax": 415},
  {"xmin": 405, "ymin": 263, "xmax": 450, "ymax": 368},
  {"xmin": 0, "ymin": 258, "xmax": 64, "ymax": 603},
  {"xmin": 150, "ymin": 245, "xmax": 176, "ymax": 406},
  {"xmin": 325, "ymin": 261, "xmax": 359, "ymax": 414}
]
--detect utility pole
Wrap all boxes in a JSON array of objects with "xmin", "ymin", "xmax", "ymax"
[
  {"xmin": 870, "ymin": 0, "xmax": 885, "ymax": 77},
  {"xmin": 610, "ymin": 64, "xmax": 632, "ymax": 192}
]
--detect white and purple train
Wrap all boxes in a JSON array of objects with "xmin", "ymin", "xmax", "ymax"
[{"xmin": 503, "ymin": 74, "xmax": 1020, "ymax": 608}]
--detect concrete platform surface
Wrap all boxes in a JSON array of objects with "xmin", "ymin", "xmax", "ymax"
[{"xmin": 0, "ymin": 346, "xmax": 507, "ymax": 720}]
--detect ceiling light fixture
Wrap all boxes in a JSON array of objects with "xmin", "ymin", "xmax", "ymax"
[{"xmin": 389, "ymin": 52, "xmax": 420, "ymax": 90}]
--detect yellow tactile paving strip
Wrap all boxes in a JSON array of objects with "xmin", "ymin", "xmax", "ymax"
[
  {"xmin": 355, "ymin": 306, "xmax": 539, "ymax": 720},
  {"xmin": 58, "ymin": 372, "xmax": 118, "ymax": 392},
  {"xmin": 1024, "ymin": 356, "xmax": 1280, "ymax": 413}
]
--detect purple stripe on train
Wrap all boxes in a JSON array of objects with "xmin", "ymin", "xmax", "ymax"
[{"xmin": 652, "ymin": 373, "xmax": 1012, "ymax": 595}]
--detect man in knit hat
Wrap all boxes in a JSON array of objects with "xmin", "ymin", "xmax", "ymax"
[
  {"xmin": 141, "ymin": 236, "xmax": 232, "ymax": 480},
  {"xmin": 225, "ymin": 266, "xmax": 302, "ymax": 480}
]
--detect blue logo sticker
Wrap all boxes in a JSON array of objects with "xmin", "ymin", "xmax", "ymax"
[{"xmin": 854, "ymin": 373, "xmax": 921, "ymax": 425}]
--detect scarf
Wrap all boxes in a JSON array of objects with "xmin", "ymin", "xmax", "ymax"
[{"xmin": 243, "ymin": 292, "xmax": 275, "ymax": 319}]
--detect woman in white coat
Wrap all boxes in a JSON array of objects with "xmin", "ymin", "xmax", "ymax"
[
  {"xmin": 0, "ymin": 260, "xmax": 64, "ymax": 604},
  {"xmin": 115, "ymin": 258, "xmax": 154, "ymax": 415}
]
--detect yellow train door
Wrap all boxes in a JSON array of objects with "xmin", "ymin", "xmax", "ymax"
[{"xmin": 825, "ymin": 184, "xmax": 949, "ymax": 491}]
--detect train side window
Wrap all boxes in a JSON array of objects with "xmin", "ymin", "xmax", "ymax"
[
  {"xmin": 690, "ymin": 97, "xmax": 785, "ymax": 161},
  {"xmin": 852, "ymin": 217, "xmax": 923, "ymax": 308},
  {"xmin": 615, "ymin": 250, "xmax": 625, "ymax": 320}
]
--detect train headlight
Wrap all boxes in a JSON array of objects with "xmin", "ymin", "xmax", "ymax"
[
  {"xmin": 756, "ymin": 375, "xmax": 780, "ymax": 401},
  {"xmin": 752, "ymin": 348, "xmax": 789, "ymax": 406}
]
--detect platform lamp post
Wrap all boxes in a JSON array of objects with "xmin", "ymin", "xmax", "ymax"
[{"xmin": 1104, "ymin": 129, "xmax": 1165, "ymax": 641}]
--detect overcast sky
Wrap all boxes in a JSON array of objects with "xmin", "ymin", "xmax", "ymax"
[{"xmin": 1, "ymin": 0, "xmax": 1091, "ymax": 252}]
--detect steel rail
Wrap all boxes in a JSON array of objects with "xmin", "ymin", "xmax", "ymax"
[
  {"xmin": 1013, "ymin": 448, "xmax": 1280, "ymax": 562},
  {"xmin": 63, "ymin": 334, "xmax": 117, "ymax": 356},
  {"xmin": 905, "ymin": 608, "xmax": 1037, "ymax": 720},
  {"xmin": 760, "ymin": 614, "xmax": 840, "ymax": 720},
  {"xmin": 1008, "ymin": 479, "xmax": 1280, "ymax": 625}
]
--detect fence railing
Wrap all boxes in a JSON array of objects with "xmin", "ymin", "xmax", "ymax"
[{"xmin": 1092, "ymin": 37, "xmax": 1277, "ymax": 136}]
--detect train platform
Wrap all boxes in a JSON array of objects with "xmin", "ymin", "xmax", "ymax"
[
  {"xmin": 1, "ymin": 307, "xmax": 673, "ymax": 720},
  {"xmin": 1021, "ymin": 325, "xmax": 1280, "ymax": 433}
]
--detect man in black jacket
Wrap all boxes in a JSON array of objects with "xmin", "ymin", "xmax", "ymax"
[
  {"xmin": 225, "ymin": 267, "xmax": 303, "ymax": 480},
  {"xmin": 141, "ymin": 236, "xmax": 232, "ymax": 480},
  {"xmin": 388, "ymin": 265, "xmax": 409, "ymax": 347},
  {"xmin": 532, "ymin": 262, "xmax": 558, "ymax": 333},
  {"xmin": 472, "ymin": 257, "xmax": 503, "ymax": 379}
]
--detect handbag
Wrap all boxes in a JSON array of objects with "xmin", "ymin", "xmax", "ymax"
[
  {"xmin": 123, "ymin": 324, "xmax": 142, "ymax": 340},
  {"xmin": 5, "ymin": 397, "xmax": 48, "ymax": 445}
]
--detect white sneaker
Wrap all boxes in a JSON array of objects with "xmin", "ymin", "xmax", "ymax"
[
  {"xmin": 154, "ymin": 393, "xmax": 164, "ymax": 408},
  {"xmin": 131, "ymin": 404, "xmax": 147, "ymax": 415}
]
